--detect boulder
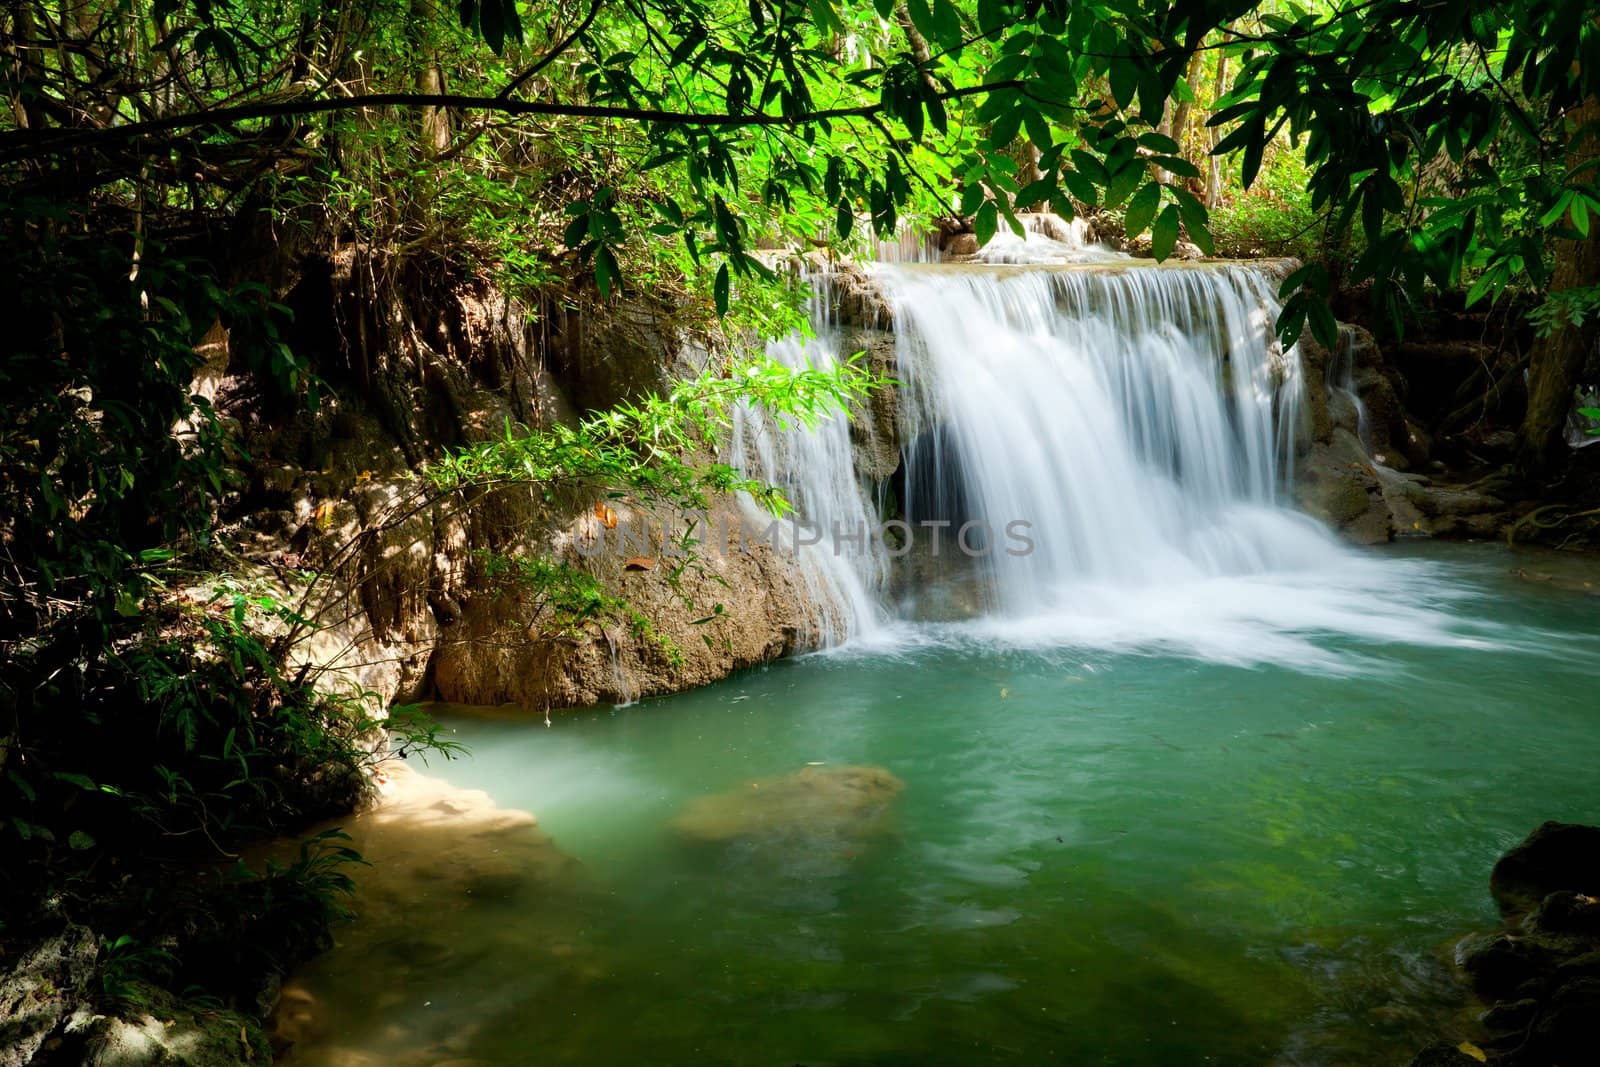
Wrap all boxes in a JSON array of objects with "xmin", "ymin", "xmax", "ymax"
[
  {"xmin": 1491, "ymin": 822, "xmax": 1600, "ymax": 916},
  {"xmin": 1523, "ymin": 977, "xmax": 1600, "ymax": 1064},
  {"xmin": 1457, "ymin": 932, "xmax": 1561, "ymax": 999},
  {"xmin": 61, "ymin": 981, "xmax": 270, "ymax": 1066},
  {"xmin": 1407, "ymin": 1044, "xmax": 1487, "ymax": 1067},
  {"xmin": 841, "ymin": 328, "xmax": 906, "ymax": 483},
  {"xmin": 1479, "ymin": 996, "xmax": 1539, "ymax": 1033},
  {"xmin": 0, "ymin": 925, "xmax": 97, "ymax": 1067},
  {"xmin": 1295, "ymin": 427, "xmax": 1394, "ymax": 543},
  {"xmin": 1556, "ymin": 950, "xmax": 1600, "ymax": 980},
  {"xmin": 942, "ymin": 232, "xmax": 979, "ymax": 257},
  {"xmin": 1528, "ymin": 890, "xmax": 1600, "ymax": 939},
  {"xmin": 674, "ymin": 764, "xmax": 904, "ymax": 845}
]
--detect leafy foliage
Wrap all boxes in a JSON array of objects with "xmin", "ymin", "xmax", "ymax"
[
  {"xmin": 426, "ymin": 354, "xmax": 882, "ymax": 513},
  {"xmin": 6, "ymin": 0, "xmax": 1600, "ymax": 1013},
  {"xmin": 7, "ymin": 0, "xmax": 1599, "ymax": 346}
]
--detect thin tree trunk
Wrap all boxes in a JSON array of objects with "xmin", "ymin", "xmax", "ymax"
[
  {"xmin": 4, "ymin": 5, "xmax": 46, "ymax": 129},
  {"xmin": 1206, "ymin": 36, "xmax": 1232, "ymax": 208},
  {"xmin": 1518, "ymin": 98, "xmax": 1600, "ymax": 479},
  {"xmin": 1170, "ymin": 48, "xmax": 1206, "ymax": 163}
]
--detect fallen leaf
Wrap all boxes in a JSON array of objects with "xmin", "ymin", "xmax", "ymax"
[
  {"xmin": 594, "ymin": 503, "xmax": 618, "ymax": 529},
  {"xmin": 624, "ymin": 556, "xmax": 655, "ymax": 571},
  {"xmin": 1457, "ymin": 1042, "xmax": 1487, "ymax": 1063}
]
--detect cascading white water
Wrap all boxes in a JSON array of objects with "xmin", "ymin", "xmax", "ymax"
[
  {"xmin": 1328, "ymin": 324, "xmax": 1372, "ymax": 449},
  {"xmin": 739, "ymin": 224, "xmax": 1502, "ymax": 670},
  {"xmin": 731, "ymin": 281, "xmax": 887, "ymax": 645},
  {"xmin": 881, "ymin": 261, "xmax": 1315, "ymax": 615}
]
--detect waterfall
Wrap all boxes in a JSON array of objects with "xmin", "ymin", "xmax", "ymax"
[
  {"xmin": 731, "ymin": 281, "xmax": 887, "ymax": 646},
  {"xmin": 880, "ymin": 261, "xmax": 1314, "ymax": 616},
  {"xmin": 1328, "ymin": 324, "xmax": 1372, "ymax": 449},
  {"xmin": 735, "ymin": 225, "xmax": 1485, "ymax": 669}
]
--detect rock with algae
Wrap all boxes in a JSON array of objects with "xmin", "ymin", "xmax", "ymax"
[{"xmin": 673, "ymin": 764, "xmax": 905, "ymax": 846}]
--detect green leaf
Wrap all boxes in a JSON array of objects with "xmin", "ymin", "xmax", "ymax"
[
  {"xmin": 989, "ymin": 105, "xmax": 1025, "ymax": 149},
  {"xmin": 7, "ymin": 771, "xmax": 36, "ymax": 804},
  {"xmin": 1104, "ymin": 164, "xmax": 1145, "ymax": 210},
  {"xmin": 69, "ymin": 831, "xmax": 96, "ymax": 851},
  {"xmin": 1307, "ymin": 299, "xmax": 1340, "ymax": 349},
  {"xmin": 1538, "ymin": 190, "xmax": 1574, "ymax": 229},
  {"xmin": 1060, "ymin": 169, "xmax": 1098, "ymax": 206},
  {"xmin": 835, "ymin": 198, "xmax": 855, "ymax": 240},
  {"xmin": 595, "ymin": 245, "xmax": 619, "ymax": 300},
  {"xmin": 1068, "ymin": 150, "xmax": 1110, "ymax": 188},
  {"xmin": 1173, "ymin": 187, "xmax": 1213, "ymax": 255},
  {"xmin": 714, "ymin": 263, "xmax": 730, "ymax": 317},
  {"xmin": 1110, "ymin": 61, "xmax": 1138, "ymax": 111},
  {"xmin": 975, "ymin": 200, "xmax": 999, "ymax": 247},
  {"xmin": 1151, "ymin": 205, "xmax": 1180, "ymax": 261},
  {"xmin": 1124, "ymin": 182, "xmax": 1161, "ymax": 237},
  {"xmin": 1138, "ymin": 131, "xmax": 1181, "ymax": 154}
]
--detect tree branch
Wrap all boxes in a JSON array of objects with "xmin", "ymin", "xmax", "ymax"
[
  {"xmin": 0, "ymin": 82, "xmax": 1024, "ymax": 164},
  {"xmin": 496, "ymin": 0, "xmax": 607, "ymax": 101}
]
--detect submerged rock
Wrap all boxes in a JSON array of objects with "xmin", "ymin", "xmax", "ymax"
[
  {"xmin": 673, "ymin": 764, "xmax": 904, "ymax": 845},
  {"xmin": 266, "ymin": 762, "xmax": 594, "ymax": 1065}
]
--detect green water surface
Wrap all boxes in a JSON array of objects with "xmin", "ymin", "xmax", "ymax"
[{"xmin": 287, "ymin": 544, "xmax": 1600, "ymax": 1066}]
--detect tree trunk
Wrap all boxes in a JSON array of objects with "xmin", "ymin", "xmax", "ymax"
[
  {"xmin": 1205, "ymin": 34, "xmax": 1232, "ymax": 208},
  {"xmin": 1517, "ymin": 98, "xmax": 1600, "ymax": 480},
  {"xmin": 4, "ymin": 5, "xmax": 46, "ymax": 129},
  {"xmin": 1170, "ymin": 48, "xmax": 1206, "ymax": 163}
]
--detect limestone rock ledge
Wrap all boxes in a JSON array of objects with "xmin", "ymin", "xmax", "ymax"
[
  {"xmin": 1295, "ymin": 327, "xmax": 1509, "ymax": 544},
  {"xmin": 215, "ymin": 247, "xmax": 822, "ymax": 715}
]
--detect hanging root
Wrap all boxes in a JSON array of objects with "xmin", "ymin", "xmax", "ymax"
[{"xmin": 1506, "ymin": 505, "xmax": 1600, "ymax": 548}]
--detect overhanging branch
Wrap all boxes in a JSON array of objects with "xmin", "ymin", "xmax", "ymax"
[{"xmin": 0, "ymin": 82, "xmax": 1024, "ymax": 164}]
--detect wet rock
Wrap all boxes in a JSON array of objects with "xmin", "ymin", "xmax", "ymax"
[
  {"xmin": 61, "ymin": 980, "xmax": 269, "ymax": 1066},
  {"xmin": 1295, "ymin": 428, "xmax": 1394, "ymax": 543},
  {"xmin": 265, "ymin": 762, "xmax": 593, "ymax": 1064},
  {"xmin": 1400, "ymin": 418, "xmax": 1434, "ymax": 469},
  {"xmin": 840, "ymin": 328, "xmax": 906, "ymax": 483},
  {"xmin": 1480, "ymin": 996, "xmax": 1539, "ymax": 1033},
  {"xmin": 1528, "ymin": 890, "xmax": 1600, "ymax": 938},
  {"xmin": 1480, "ymin": 429, "xmax": 1519, "ymax": 459},
  {"xmin": 1523, "ymin": 977, "xmax": 1600, "ymax": 1063},
  {"xmin": 1407, "ymin": 1044, "xmax": 1486, "ymax": 1067},
  {"xmin": 1555, "ymin": 950, "xmax": 1600, "ymax": 980},
  {"xmin": 1418, "ymin": 824, "xmax": 1600, "ymax": 1064},
  {"xmin": 430, "ymin": 494, "xmax": 814, "ymax": 708},
  {"xmin": 1458, "ymin": 932, "xmax": 1560, "ymax": 999},
  {"xmin": 674, "ymin": 764, "xmax": 905, "ymax": 845},
  {"xmin": 942, "ymin": 232, "xmax": 979, "ymax": 257},
  {"xmin": 1491, "ymin": 822, "xmax": 1600, "ymax": 916},
  {"xmin": 820, "ymin": 261, "xmax": 893, "ymax": 327}
]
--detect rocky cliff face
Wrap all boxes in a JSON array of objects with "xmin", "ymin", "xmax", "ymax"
[
  {"xmin": 213, "ymin": 247, "xmax": 817, "ymax": 714},
  {"xmin": 1294, "ymin": 325, "xmax": 1509, "ymax": 543}
]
